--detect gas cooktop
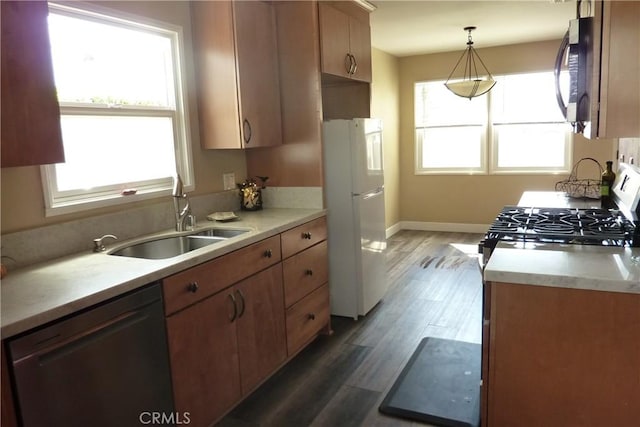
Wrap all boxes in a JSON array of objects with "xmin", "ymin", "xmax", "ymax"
[
  {"xmin": 482, "ymin": 163, "xmax": 640, "ymax": 250},
  {"xmin": 485, "ymin": 206, "xmax": 637, "ymax": 247}
]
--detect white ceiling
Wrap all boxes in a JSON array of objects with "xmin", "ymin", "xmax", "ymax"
[{"xmin": 369, "ymin": 0, "xmax": 578, "ymax": 57}]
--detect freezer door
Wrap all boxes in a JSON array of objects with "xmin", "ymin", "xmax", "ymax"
[
  {"xmin": 354, "ymin": 188, "xmax": 388, "ymax": 315},
  {"xmin": 351, "ymin": 118, "xmax": 384, "ymax": 195}
]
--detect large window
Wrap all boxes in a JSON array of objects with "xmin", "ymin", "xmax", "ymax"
[
  {"xmin": 415, "ymin": 71, "xmax": 571, "ymax": 175},
  {"xmin": 42, "ymin": 3, "xmax": 193, "ymax": 216}
]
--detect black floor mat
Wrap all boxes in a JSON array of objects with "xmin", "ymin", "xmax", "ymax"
[{"xmin": 379, "ymin": 337, "xmax": 481, "ymax": 427}]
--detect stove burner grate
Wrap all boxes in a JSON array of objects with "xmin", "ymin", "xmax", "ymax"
[{"xmin": 485, "ymin": 206, "xmax": 636, "ymax": 248}]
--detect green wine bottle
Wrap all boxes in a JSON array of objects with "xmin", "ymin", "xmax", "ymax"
[{"xmin": 600, "ymin": 161, "xmax": 616, "ymax": 209}]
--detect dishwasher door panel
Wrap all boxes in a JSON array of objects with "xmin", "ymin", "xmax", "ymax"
[{"xmin": 9, "ymin": 284, "xmax": 174, "ymax": 427}]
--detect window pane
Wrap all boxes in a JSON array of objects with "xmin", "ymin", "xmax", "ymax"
[
  {"xmin": 494, "ymin": 123, "xmax": 568, "ymax": 168},
  {"xmin": 48, "ymin": 12, "xmax": 175, "ymax": 107},
  {"xmin": 418, "ymin": 126, "xmax": 483, "ymax": 169},
  {"xmin": 415, "ymin": 81, "xmax": 485, "ymax": 127},
  {"xmin": 492, "ymin": 72, "xmax": 565, "ymax": 123},
  {"xmin": 56, "ymin": 115, "xmax": 176, "ymax": 191}
]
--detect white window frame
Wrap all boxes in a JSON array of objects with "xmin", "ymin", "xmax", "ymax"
[
  {"xmin": 414, "ymin": 81, "xmax": 488, "ymax": 175},
  {"xmin": 41, "ymin": 2, "xmax": 194, "ymax": 217},
  {"xmin": 414, "ymin": 72, "xmax": 572, "ymax": 176}
]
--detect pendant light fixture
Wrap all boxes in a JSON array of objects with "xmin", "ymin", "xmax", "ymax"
[{"xmin": 444, "ymin": 26, "xmax": 496, "ymax": 99}]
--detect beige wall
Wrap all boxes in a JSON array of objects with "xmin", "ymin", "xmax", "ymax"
[
  {"xmin": 371, "ymin": 48, "xmax": 401, "ymax": 229},
  {"xmin": 397, "ymin": 39, "xmax": 616, "ymax": 225},
  {"xmin": 1, "ymin": 1, "xmax": 247, "ymax": 233}
]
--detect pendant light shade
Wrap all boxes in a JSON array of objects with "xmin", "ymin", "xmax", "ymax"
[{"xmin": 445, "ymin": 26, "xmax": 495, "ymax": 100}]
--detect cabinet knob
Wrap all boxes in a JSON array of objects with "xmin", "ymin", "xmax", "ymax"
[
  {"xmin": 302, "ymin": 232, "xmax": 312, "ymax": 240},
  {"xmin": 187, "ymin": 282, "xmax": 199, "ymax": 293},
  {"xmin": 305, "ymin": 269, "xmax": 313, "ymax": 276},
  {"xmin": 263, "ymin": 249, "xmax": 272, "ymax": 258},
  {"xmin": 307, "ymin": 313, "xmax": 316, "ymax": 321}
]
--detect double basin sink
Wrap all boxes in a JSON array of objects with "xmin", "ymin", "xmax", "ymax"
[{"xmin": 109, "ymin": 227, "xmax": 249, "ymax": 260}]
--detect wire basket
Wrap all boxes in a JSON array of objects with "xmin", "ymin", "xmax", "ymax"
[{"xmin": 555, "ymin": 157, "xmax": 603, "ymax": 199}]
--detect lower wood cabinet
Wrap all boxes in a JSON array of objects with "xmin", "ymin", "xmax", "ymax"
[
  {"xmin": 235, "ymin": 265, "xmax": 287, "ymax": 394},
  {"xmin": 166, "ymin": 285, "xmax": 242, "ymax": 427},
  {"xmin": 166, "ymin": 264, "xmax": 286, "ymax": 427},
  {"xmin": 163, "ymin": 216, "xmax": 330, "ymax": 426},
  {"xmin": 281, "ymin": 217, "xmax": 330, "ymax": 355},
  {"xmin": 485, "ymin": 282, "xmax": 640, "ymax": 427}
]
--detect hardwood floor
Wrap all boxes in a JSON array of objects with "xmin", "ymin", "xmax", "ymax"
[{"xmin": 218, "ymin": 230, "xmax": 484, "ymax": 427}]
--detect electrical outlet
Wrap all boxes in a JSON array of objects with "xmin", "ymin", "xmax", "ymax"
[{"xmin": 223, "ymin": 173, "xmax": 236, "ymax": 190}]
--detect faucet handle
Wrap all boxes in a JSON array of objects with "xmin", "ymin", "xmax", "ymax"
[{"xmin": 93, "ymin": 234, "xmax": 118, "ymax": 252}]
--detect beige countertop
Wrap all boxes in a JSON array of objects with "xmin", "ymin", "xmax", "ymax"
[
  {"xmin": 1, "ymin": 208, "xmax": 325, "ymax": 339},
  {"xmin": 517, "ymin": 191, "xmax": 602, "ymax": 209}
]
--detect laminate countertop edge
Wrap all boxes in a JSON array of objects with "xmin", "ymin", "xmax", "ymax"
[
  {"xmin": 484, "ymin": 244, "xmax": 640, "ymax": 294},
  {"xmin": 1, "ymin": 209, "xmax": 326, "ymax": 339}
]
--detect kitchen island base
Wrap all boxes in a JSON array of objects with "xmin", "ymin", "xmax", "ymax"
[{"xmin": 485, "ymin": 282, "xmax": 640, "ymax": 427}]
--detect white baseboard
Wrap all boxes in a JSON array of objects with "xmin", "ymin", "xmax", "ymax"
[{"xmin": 386, "ymin": 221, "xmax": 490, "ymax": 237}]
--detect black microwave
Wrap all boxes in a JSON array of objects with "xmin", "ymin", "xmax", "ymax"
[{"xmin": 554, "ymin": 17, "xmax": 593, "ymax": 134}]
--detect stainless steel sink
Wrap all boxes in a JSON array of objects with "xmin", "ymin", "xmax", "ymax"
[
  {"xmin": 190, "ymin": 228, "xmax": 248, "ymax": 238},
  {"xmin": 109, "ymin": 228, "xmax": 249, "ymax": 259}
]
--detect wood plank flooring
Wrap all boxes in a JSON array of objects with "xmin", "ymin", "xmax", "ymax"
[{"xmin": 218, "ymin": 230, "xmax": 484, "ymax": 427}]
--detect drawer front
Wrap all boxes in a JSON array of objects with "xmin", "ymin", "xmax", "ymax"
[
  {"xmin": 282, "ymin": 241, "xmax": 328, "ymax": 307},
  {"xmin": 280, "ymin": 216, "xmax": 327, "ymax": 259},
  {"xmin": 163, "ymin": 236, "xmax": 282, "ymax": 315},
  {"xmin": 285, "ymin": 284, "xmax": 329, "ymax": 356}
]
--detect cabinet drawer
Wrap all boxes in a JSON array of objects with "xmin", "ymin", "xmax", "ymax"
[
  {"xmin": 281, "ymin": 217, "xmax": 327, "ymax": 259},
  {"xmin": 283, "ymin": 241, "xmax": 328, "ymax": 307},
  {"xmin": 285, "ymin": 284, "xmax": 329, "ymax": 355},
  {"xmin": 163, "ymin": 236, "xmax": 281, "ymax": 315}
]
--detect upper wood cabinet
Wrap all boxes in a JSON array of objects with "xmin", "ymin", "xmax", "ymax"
[
  {"xmin": 589, "ymin": 0, "xmax": 640, "ymax": 139},
  {"xmin": 1, "ymin": 1, "xmax": 65, "ymax": 168},
  {"xmin": 192, "ymin": 0, "xmax": 283, "ymax": 149},
  {"xmin": 318, "ymin": 1, "xmax": 372, "ymax": 83}
]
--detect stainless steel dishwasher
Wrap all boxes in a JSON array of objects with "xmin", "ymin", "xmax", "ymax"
[{"xmin": 8, "ymin": 284, "xmax": 175, "ymax": 427}]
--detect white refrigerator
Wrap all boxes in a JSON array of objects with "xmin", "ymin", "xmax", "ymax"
[{"xmin": 322, "ymin": 118, "xmax": 388, "ymax": 319}]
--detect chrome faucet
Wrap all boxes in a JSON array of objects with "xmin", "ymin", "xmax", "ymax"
[{"xmin": 172, "ymin": 175, "xmax": 192, "ymax": 232}]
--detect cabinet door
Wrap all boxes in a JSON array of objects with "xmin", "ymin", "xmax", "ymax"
[
  {"xmin": 191, "ymin": 1, "xmax": 242, "ymax": 149},
  {"xmin": 592, "ymin": 0, "xmax": 640, "ymax": 139},
  {"xmin": 1, "ymin": 1, "xmax": 65, "ymax": 167},
  {"xmin": 166, "ymin": 291, "xmax": 241, "ymax": 427},
  {"xmin": 233, "ymin": 1, "xmax": 283, "ymax": 148},
  {"xmin": 348, "ymin": 16, "xmax": 372, "ymax": 82},
  {"xmin": 318, "ymin": 2, "xmax": 351, "ymax": 79},
  {"xmin": 235, "ymin": 264, "xmax": 287, "ymax": 395}
]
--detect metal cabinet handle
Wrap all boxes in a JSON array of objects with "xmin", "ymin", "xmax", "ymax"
[
  {"xmin": 243, "ymin": 119, "xmax": 252, "ymax": 144},
  {"xmin": 187, "ymin": 282, "xmax": 199, "ymax": 293},
  {"xmin": 263, "ymin": 249, "xmax": 272, "ymax": 258},
  {"xmin": 228, "ymin": 293, "xmax": 238, "ymax": 322},
  {"xmin": 344, "ymin": 53, "xmax": 353, "ymax": 74},
  {"xmin": 302, "ymin": 232, "xmax": 312, "ymax": 240},
  {"xmin": 351, "ymin": 54, "xmax": 358, "ymax": 75},
  {"xmin": 307, "ymin": 313, "xmax": 316, "ymax": 321},
  {"xmin": 305, "ymin": 269, "xmax": 313, "ymax": 276},
  {"xmin": 236, "ymin": 289, "xmax": 246, "ymax": 318}
]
